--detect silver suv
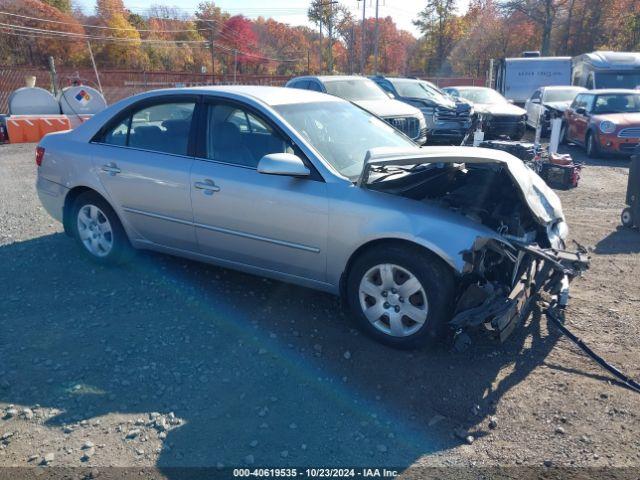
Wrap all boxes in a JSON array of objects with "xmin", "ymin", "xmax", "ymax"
[{"xmin": 286, "ymin": 76, "xmax": 427, "ymax": 145}]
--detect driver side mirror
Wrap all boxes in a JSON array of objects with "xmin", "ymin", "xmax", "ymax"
[
  {"xmin": 257, "ymin": 153, "xmax": 310, "ymax": 177},
  {"xmin": 575, "ymin": 107, "xmax": 587, "ymax": 115}
]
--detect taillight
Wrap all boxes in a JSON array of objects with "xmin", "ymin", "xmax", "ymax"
[{"xmin": 35, "ymin": 146, "xmax": 45, "ymax": 167}]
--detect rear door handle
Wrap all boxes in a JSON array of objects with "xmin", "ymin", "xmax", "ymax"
[
  {"xmin": 101, "ymin": 163, "xmax": 121, "ymax": 175},
  {"xmin": 194, "ymin": 179, "xmax": 221, "ymax": 194}
]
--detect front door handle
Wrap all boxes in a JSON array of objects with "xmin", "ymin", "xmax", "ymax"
[
  {"xmin": 194, "ymin": 179, "xmax": 221, "ymax": 194},
  {"xmin": 101, "ymin": 163, "xmax": 121, "ymax": 175}
]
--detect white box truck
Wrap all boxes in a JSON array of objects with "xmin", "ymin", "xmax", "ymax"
[{"xmin": 495, "ymin": 56, "xmax": 572, "ymax": 105}]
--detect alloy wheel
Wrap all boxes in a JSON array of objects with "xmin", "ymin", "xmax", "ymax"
[{"xmin": 76, "ymin": 204, "xmax": 113, "ymax": 257}]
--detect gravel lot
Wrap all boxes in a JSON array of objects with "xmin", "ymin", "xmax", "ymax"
[{"xmin": 1, "ymin": 141, "xmax": 639, "ymax": 478}]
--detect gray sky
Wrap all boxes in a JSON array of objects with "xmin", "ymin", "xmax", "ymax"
[{"xmin": 73, "ymin": 0, "xmax": 471, "ymax": 37}]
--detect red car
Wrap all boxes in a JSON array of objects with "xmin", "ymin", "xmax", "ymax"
[{"xmin": 562, "ymin": 89, "xmax": 640, "ymax": 157}]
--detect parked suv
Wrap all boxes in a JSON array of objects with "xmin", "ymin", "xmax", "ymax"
[
  {"xmin": 371, "ymin": 76, "xmax": 472, "ymax": 144},
  {"xmin": 563, "ymin": 89, "xmax": 640, "ymax": 157},
  {"xmin": 285, "ymin": 76, "xmax": 427, "ymax": 145}
]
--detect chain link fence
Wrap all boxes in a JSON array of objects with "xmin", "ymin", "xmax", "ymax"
[{"xmin": 1, "ymin": 66, "xmax": 483, "ymax": 113}]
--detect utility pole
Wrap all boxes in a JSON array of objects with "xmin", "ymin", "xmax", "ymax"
[
  {"xmin": 349, "ymin": 23, "xmax": 355, "ymax": 74},
  {"xmin": 86, "ymin": 41, "xmax": 102, "ymax": 93},
  {"xmin": 327, "ymin": 0, "xmax": 333, "ymax": 73},
  {"xmin": 373, "ymin": 0, "xmax": 380, "ymax": 74},
  {"xmin": 209, "ymin": 26, "xmax": 216, "ymax": 80},
  {"xmin": 359, "ymin": 0, "xmax": 366, "ymax": 74},
  {"xmin": 316, "ymin": 0, "xmax": 338, "ymax": 75},
  {"xmin": 318, "ymin": 12, "xmax": 323, "ymax": 74},
  {"xmin": 233, "ymin": 49, "xmax": 238, "ymax": 84}
]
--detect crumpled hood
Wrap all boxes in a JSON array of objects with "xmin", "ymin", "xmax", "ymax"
[
  {"xmin": 473, "ymin": 102, "xmax": 527, "ymax": 117},
  {"xmin": 354, "ymin": 99, "xmax": 421, "ymax": 118},
  {"xmin": 358, "ymin": 146, "xmax": 565, "ymax": 227},
  {"xmin": 542, "ymin": 100, "xmax": 572, "ymax": 112}
]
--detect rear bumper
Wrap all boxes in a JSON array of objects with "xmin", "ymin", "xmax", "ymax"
[
  {"xmin": 36, "ymin": 175, "xmax": 68, "ymax": 224},
  {"xmin": 450, "ymin": 240, "xmax": 589, "ymax": 342}
]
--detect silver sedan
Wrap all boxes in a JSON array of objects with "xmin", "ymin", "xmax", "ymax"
[{"xmin": 36, "ymin": 86, "xmax": 586, "ymax": 349}]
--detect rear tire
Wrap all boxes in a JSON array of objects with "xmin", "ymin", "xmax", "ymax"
[
  {"xmin": 345, "ymin": 245, "xmax": 456, "ymax": 349},
  {"xmin": 71, "ymin": 191, "xmax": 134, "ymax": 265},
  {"xmin": 621, "ymin": 207, "xmax": 635, "ymax": 228}
]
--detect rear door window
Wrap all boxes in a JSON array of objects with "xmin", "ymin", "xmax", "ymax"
[
  {"xmin": 129, "ymin": 103, "xmax": 195, "ymax": 155},
  {"xmin": 99, "ymin": 101, "xmax": 195, "ymax": 156},
  {"xmin": 307, "ymin": 81, "xmax": 322, "ymax": 92}
]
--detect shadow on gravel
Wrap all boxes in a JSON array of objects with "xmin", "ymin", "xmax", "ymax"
[
  {"xmin": 0, "ymin": 233, "xmax": 561, "ymax": 473},
  {"xmin": 594, "ymin": 227, "xmax": 640, "ymax": 255},
  {"xmin": 561, "ymin": 144, "xmax": 631, "ymax": 169}
]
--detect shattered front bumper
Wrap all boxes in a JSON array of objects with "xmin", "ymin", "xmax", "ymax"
[{"xmin": 450, "ymin": 239, "xmax": 589, "ymax": 342}]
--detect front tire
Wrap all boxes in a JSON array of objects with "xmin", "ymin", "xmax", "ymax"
[
  {"xmin": 586, "ymin": 131, "xmax": 600, "ymax": 158},
  {"xmin": 345, "ymin": 245, "xmax": 455, "ymax": 349},
  {"xmin": 71, "ymin": 191, "xmax": 134, "ymax": 265}
]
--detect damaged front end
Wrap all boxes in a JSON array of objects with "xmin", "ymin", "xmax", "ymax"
[
  {"xmin": 358, "ymin": 146, "xmax": 590, "ymax": 344},
  {"xmin": 451, "ymin": 237, "xmax": 588, "ymax": 344}
]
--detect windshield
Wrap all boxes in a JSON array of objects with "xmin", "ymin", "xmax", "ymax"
[
  {"xmin": 323, "ymin": 78, "xmax": 389, "ymax": 102},
  {"xmin": 390, "ymin": 79, "xmax": 449, "ymax": 103},
  {"xmin": 544, "ymin": 88, "xmax": 584, "ymax": 103},
  {"xmin": 592, "ymin": 94, "xmax": 640, "ymax": 114},
  {"xmin": 596, "ymin": 72, "xmax": 640, "ymax": 89},
  {"xmin": 275, "ymin": 101, "xmax": 416, "ymax": 179},
  {"xmin": 456, "ymin": 88, "xmax": 507, "ymax": 104}
]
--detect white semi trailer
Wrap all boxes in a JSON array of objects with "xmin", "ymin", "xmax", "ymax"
[{"xmin": 495, "ymin": 56, "xmax": 572, "ymax": 105}]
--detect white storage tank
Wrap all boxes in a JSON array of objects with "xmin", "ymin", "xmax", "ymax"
[
  {"xmin": 58, "ymin": 85, "xmax": 107, "ymax": 115},
  {"xmin": 8, "ymin": 87, "xmax": 61, "ymax": 115}
]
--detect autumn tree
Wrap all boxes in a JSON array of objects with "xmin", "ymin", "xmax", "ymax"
[
  {"xmin": 307, "ymin": 0, "xmax": 351, "ymax": 73},
  {"xmin": 0, "ymin": 0, "xmax": 86, "ymax": 67},
  {"xmin": 500, "ymin": 0, "xmax": 569, "ymax": 55},
  {"xmin": 413, "ymin": 0, "xmax": 461, "ymax": 74},
  {"xmin": 42, "ymin": 0, "xmax": 71, "ymax": 13},
  {"xmin": 195, "ymin": 1, "xmax": 229, "ymax": 74},
  {"xmin": 218, "ymin": 15, "xmax": 260, "ymax": 73}
]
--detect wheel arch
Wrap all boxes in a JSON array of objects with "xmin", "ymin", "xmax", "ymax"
[
  {"xmin": 338, "ymin": 238, "xmax": 457, "ymax": 299},
  {"xmin": 62, "ymin": 186, "xmax": 115, "ymax": 236}
]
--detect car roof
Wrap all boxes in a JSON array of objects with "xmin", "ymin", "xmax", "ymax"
[
  {"xmin": 541, "ymin": 85, "xmax": 586, "ymax": 90},
  {"xmin": 445, "ymin": 86, "xmax": 490, "ymax": 90},
  {"xmin": 147, "ymin": 85, "xmax": 343, "ymax": 106},
  {"xmin": 310, "ymin": 75, "xmax": 372, "ymax": 83},
  {"xmin": 587, "ymin": 89, "xmax": 640, "ymax": 95}
]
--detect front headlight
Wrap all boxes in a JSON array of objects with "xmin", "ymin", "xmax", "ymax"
[{"xmin": 599, "ymin": 120, "xmax": 616, "ymax": 134}]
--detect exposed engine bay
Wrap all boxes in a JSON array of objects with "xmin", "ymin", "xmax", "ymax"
[
  {"xmin": 368, "ymin": 162, "xmax": 543, "ymax": 245},
  {"xmin": 359, "ymin": 147, "xmax": 590, "ymax": 347}
]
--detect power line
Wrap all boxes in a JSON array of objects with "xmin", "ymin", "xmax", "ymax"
[
  {"xmin": 0, "ymin": 10, "xmax": 206, "ymax": 33},
  {"xmin": 0, "ymin": 22, "xmax": 303, "ymax": 62}
]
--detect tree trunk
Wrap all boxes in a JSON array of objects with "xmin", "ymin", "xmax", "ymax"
[{"xmin": 540, "ymin": 0, "xmax": 553, "ymax": 55}]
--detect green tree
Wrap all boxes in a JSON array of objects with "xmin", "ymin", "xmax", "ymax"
[
  {"xmin": 42, "ymin": 0, "xmax": 71, "ymax": 13},
  {"xmin": 413, "ymin": 0, "xmax": 458, "ymax": 74}
]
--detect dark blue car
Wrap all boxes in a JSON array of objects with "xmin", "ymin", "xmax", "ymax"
[{"xmin": 370, "ymin": 76, "xmax": 472, "ymax": 144}]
